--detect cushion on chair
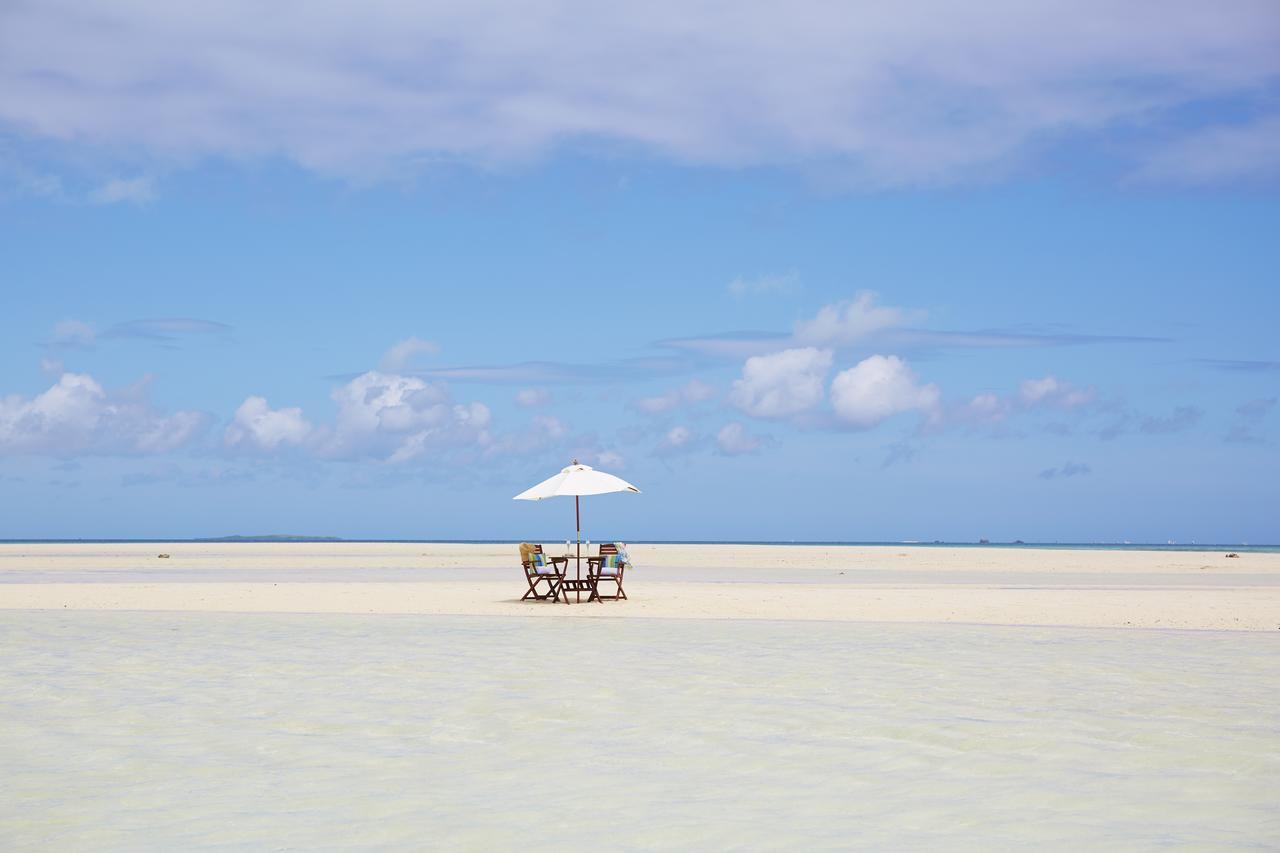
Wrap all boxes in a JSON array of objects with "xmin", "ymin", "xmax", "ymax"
[
  {"xmin": 534, "ymin": 553, "xmax": 563, "ymax": 574},
  {"xmin": 599, "ymin": 554, "xmax": 620, "ymax": 570}
]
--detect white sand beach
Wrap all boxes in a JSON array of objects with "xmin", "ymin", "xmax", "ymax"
[
  {"xmin": 4, "ymin": 543, "xmax": 1279, "ymax": 848},
  {"xmin": 1, "ymin": 542, "xmax": 1277, "ymax": 631}
]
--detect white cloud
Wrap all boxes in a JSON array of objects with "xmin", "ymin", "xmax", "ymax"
[
  {"xmin": 592, "ymin": 450, "xmax": 625, "ymax": 469},
  {"xmin": 23, "ymin": 366, "xmax": 496, "ymax": 465},
  {"xmin": 50, "ymin": 319, "xmax": 95, "ymax": 348},
  {"xmin": 662, "ymin": 425, "xmax": 692, "ymax": 447},
  {"xmin": 0, "ymin": 158, "xmax": 65, "ymax": 201},
  {"xmin": 829, "ymin": 355, "xmax": 940, "ymax": 428},
  {"xmin": 224, "ymin": 396, "xmax": 313, "ymax": 452},
  {"xmin": 635, "ymin": 379, "xmax": 716, "ymax": 414},
  {"xmin": 912, "ymin": 370, "xmax": 1118, "ymax": 438},
  {"xmin": 956, "ymin": 391, "xmax": 1009, "ymax": 426},
  {"xmin": 1018, "ymin": 376, "xmax": 1095, "ymax": 409},
  {"xmin": 662, "ymin": 325, "xmax": 1164, "ymax": 361},
  {"xmin": 379, "ymin": 336, "xmax": 440, "ymax": 372},
  {"xmin": 102, "ymin": 318, "xmax": 230, "ymax": 341},
  {"xmin": 728, "ymin": 272, "xmax": 798, "ymax": 298},
  {"xmin": 934, "ymin": 374, "xmax": 1096, "ymax": 430},
  {"xmin": 2, "ymin": 3, "xmax": 1276, "ymax": 185},
  {"xmin": 794, "ymin": 292, "xmax": 911, "ymax": 346},
  {"xmin": 515, "ymin": 387, "xmax": 552, "ymax": 408},
  {"xmin": 715, "ymin": 422, "xmax": 768, "ymax": 456},
  {"xmin": 1137, "ymin": 117, "xmax": 1280, "ymax": 185},
  {"xmin": 48, "ymin": 317, "xmax": 232, "ymax": 348},
  {"xmin": 0, "ymin": 371, "xmax": 207, "ymax": 456},
  {"xmin": 89, "ymin": 176, "xmax": 155, "ymax": 205},
  {"xmin": 482, "ymin": 414, "xmax": 571, "ymax": 459},
  {"xmin": 729, "ymin": 348, "xmax": 832, "ymax": 419},
  {"xmin": 534, "ymin": 415, "xmax": 568, "ymax": 440},
  {"xmin": 655, "ymin": 425, "xmax": 697, "ymax": 455},
  {"xmin": 657, "ymin": 332, "xmax": 789, "ymax": 360},
  {"xmin": 321, "ymin": 371, "xmax": 490, "ymax": 462}
]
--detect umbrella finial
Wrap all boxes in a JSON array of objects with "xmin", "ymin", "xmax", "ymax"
[{"xmin": 571, "ymin": 458, "xmax": 579, "ymax": 465}]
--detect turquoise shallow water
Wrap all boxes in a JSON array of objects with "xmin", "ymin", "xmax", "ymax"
[{"xmin": 1, "ymin": 613, "xmax": 1277, "ymax": 850}]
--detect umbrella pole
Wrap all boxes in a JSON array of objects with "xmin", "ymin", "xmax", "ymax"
[{"xmin": 575, "ymin": 495, "xmax": 582, "ymax": 602}]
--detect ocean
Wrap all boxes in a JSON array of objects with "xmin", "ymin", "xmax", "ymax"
[
  {"xmin": 2, "ymin": 612, "xmax": 1276, "ymax": 849},
  {"xmin": 3, "ymin": 539, "xmax": 1278, "ymax": 553}
]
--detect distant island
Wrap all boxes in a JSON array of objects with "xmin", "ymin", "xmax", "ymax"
[{"xmin": 196, "ymin": 535, "xmax": 342, "ymax": 543}]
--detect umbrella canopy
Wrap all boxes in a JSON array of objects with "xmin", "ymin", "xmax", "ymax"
[
  {"xmin": 513, "ymin": 462, "xmax": 640, "ymax": 501},
  {"xmin": 513, "ymin": 461, "xmax": 640, "ymax": 601}
]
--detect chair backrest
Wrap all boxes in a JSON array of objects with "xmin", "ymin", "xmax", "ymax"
[{"xmin": 592, "ymin": 542, "xmax": 626, "ymax": 576}]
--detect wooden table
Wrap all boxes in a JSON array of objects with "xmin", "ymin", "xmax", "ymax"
[
  {"xmin": 557, "ymin": 552, "xmax": 597, "ymax": 603},
  {"xmin": 557, "ymin": 577, "xmax": 596, "ymax": 602}
]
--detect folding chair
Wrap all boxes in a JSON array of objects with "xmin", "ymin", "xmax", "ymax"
[
  {"xmin": 587, "ymin": 542, "xmax": 628, "ymax": 602},
  {"xmin": 519, "ymin": 542, "xmax": 568, "ymax": 603}
]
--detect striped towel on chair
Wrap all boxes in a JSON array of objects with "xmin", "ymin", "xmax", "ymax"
[{"xmin": 612, "ymin": 543, "xmax": 631, "ymax": 568}]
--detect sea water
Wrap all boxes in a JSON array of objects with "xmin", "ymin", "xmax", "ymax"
[{"xmin": 1, "ymin": 613, "xmax": 1276, "ymax": 849}]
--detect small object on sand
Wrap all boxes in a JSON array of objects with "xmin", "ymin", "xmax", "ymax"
[
  {"xmin": 1225, "ymin": 553, "xmax": 1239, "ymax": 558},
  {"xmin": 157, "ymin": 553, "xmax": 170, "ymax": 559}
]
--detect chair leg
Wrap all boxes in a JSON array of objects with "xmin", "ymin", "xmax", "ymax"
[
  {"xmin": 590, "ymin": 576, "xmax": 625, "ymax": 601},
  {"xmin": 524, "ymin": 575, "xmax": 559, "ymax": 601}
]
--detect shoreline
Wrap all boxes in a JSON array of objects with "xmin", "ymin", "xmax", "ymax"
[
  {"xmin": 2, "ymin": 542, "xmax": 1277, "ymax": 632},
  {"xmin": 5, "ymin": 584, "xmax": 1274, "ymax": 630},
  {"xmin": 5, "ymin": 605, "xmax": 1272, "ymax": 637},
  {"xmin": 2, "ymin": 539, "xmax": 1275, "ymax": 554},
  {"xmin": 3, "ymin": 541, "xmax": 1275, "ymax": 573}
]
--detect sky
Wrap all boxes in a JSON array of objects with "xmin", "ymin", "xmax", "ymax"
[{"xmin": 1, "ymin": 1, "xmax": 1277, "ymax": 542}]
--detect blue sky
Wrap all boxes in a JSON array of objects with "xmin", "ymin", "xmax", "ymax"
[{"xmin": 1, "ymin": 2, "xmax": 1277, "ymax": 542}]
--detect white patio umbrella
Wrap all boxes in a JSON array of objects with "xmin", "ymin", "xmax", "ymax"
[{"xmin": 513, "ymin": 460, "xmax": 640, "ymax": 598}]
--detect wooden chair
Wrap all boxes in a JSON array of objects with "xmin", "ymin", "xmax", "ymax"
[
  {"xmin": 519, "ymin": 543, "xmax": 568, "ymax": 603},
  {"xmin": 587, "ymin": 542, "xmax": 628, "ymax": 602}
]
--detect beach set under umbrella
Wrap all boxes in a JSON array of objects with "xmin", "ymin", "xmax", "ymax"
[{"xmin": 514, "ymin": 460, "xmax": 640, "ymax": 599}]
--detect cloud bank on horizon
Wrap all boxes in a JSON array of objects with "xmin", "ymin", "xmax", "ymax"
[
  {"xmin": 2, "ymin": 0, "xmax": 1278, "ymax": 191},
  {"xmin": 0, "ymin": 293, "xmax": 1228, "ymax": 470}
]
